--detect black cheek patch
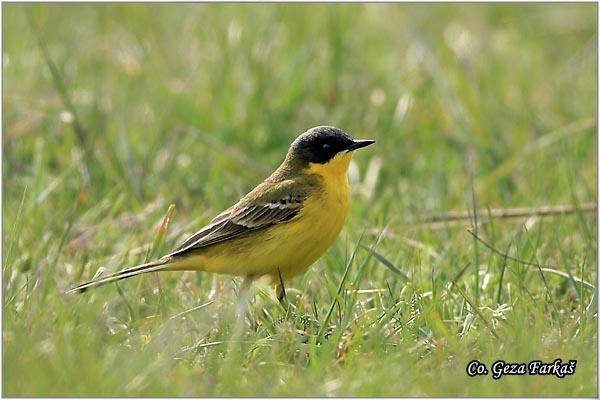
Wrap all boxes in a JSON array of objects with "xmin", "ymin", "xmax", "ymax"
[{"xmin": 293, "ymin": 127, "xmax": 354, "ymax": 164}]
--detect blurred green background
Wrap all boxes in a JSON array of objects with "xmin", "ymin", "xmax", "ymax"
[{"xmin": 2, "ymin": 3, "xmax": 597, "ymax": 397}]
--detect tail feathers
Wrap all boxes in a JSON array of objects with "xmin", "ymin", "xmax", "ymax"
[{"xmin": 65, "ymin": 257, "xmax": 171, "ymax": 294}]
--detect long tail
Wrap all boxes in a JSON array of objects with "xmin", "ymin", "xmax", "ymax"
[{"xmin": 65, "ymin": 257, "xmax": 172, "ymax": 294}]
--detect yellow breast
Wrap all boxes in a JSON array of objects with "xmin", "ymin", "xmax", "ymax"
[
  {"xmin": 264, "ymin": 151, "xmax": 354, "ymax": 278},
  {"xmin": 277, "ymin": 153, "xmax": 352, "ymax": 277},
  {"xmin": 171, "ymin": 152, "xmax": 354, "ymax": 279},
  {"xmin": 302, "ymin": 151, "xmax": 353, "ymax": 234}
]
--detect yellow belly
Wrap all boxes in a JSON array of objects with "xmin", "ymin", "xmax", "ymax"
[{"xmin": 169, "ymin": 161, "xmax": 352, "ymax": 280}]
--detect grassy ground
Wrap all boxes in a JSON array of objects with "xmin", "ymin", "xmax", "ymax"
[{"xmin": 2, "ymin": 3, "xmax": 597, "ymax": 397}]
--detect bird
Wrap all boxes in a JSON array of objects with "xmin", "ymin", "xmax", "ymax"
[{"xmin": 66, "ymin": 126, "xmax": 375, "ymax": 302}]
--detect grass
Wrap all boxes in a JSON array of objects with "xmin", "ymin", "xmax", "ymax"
[{"xmin": 2, "ymin": 3, "xmax": 598, "ymax": 397}]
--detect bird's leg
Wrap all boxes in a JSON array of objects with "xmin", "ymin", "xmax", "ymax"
[
  {"xmin": 276, "ymin": 268, "xmax": 294, "ymax": 315},
  {"xmin": 276, "ymin": 268, "xmax": 287, "ymax": 303},
  {"xmin": 275, "ymin": 281, "xmax": 287, "ymax": 306}
]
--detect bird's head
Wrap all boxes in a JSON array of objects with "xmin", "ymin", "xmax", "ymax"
[{"xmin": 286, "ymin": 126, "xmax": 375, "ymax": 177}]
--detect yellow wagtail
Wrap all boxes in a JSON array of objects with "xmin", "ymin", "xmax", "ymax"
[{"xmin": 67, "ymin": 126, "xmax": 374, "ymax": 301}]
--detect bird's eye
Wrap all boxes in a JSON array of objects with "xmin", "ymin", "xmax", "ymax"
[{"xmin": 322, "ymin": 143, "xmax": 331, "ymax": 149}]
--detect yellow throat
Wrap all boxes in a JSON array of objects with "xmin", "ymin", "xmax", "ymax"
[{"xmin": 306, "ymin": 151, "xmax": 354, "ymax": 182}]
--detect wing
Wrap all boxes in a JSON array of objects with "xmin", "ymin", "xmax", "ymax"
[{"xmin": 168, "ymin": 179, "xmax": 313, "ymax": 257}]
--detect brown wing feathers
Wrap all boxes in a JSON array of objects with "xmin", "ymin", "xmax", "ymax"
[
  {"xmin": 66, "ymin": 180, "xmax": 313, "ymax": 294},
  {"xmin": 170, "ymin": 197, "xmax": 304, "ymax": 255}
]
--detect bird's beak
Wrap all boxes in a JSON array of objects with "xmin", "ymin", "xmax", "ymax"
[{"xmin": 347, "ymin": 139, "xmax": 375, "ymax": 151}]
